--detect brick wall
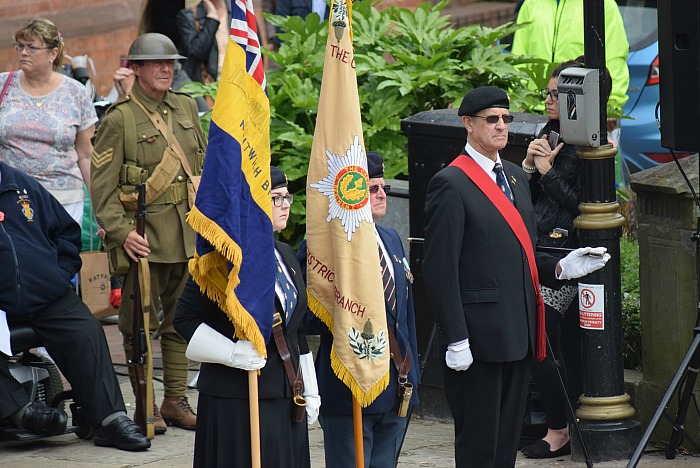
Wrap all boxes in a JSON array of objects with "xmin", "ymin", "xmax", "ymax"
[{"xmin": 0, "ymin": 0, "xmax": 142, "ymax": 96}]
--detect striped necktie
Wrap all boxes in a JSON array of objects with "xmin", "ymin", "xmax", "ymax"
[
  {"xmin": 378, "ymin": 244, "xmax": 396, "ymax": 313},
  {"xmin": 275, "ymin": 258, "xmax": 297, "ymax": 322},
  {"xmin": 493, "ymin": 162, "xmax": 514, "ymax": 204}
]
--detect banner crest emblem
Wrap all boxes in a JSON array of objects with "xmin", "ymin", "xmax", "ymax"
[{"xmin": 310, "ymin": 135, "xmax": 372, "ymax": 241}]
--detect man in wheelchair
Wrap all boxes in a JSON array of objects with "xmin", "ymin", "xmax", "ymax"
[{"xmin": 0, "ymin": 161, "xmax": 150, "ymax": 451}]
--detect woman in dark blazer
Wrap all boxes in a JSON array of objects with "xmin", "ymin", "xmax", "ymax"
[{"xmin": 174, "ymin": 167, "xmax": 317, "ymax": 468}]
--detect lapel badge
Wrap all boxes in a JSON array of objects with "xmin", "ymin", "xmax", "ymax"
[
  {"xmin": 17, "ymin": 195, "xmax": 35, "ymax": 222},
  {"xmin": 510, "ymin": 175, "xmax": 516, "ymax": 186}
]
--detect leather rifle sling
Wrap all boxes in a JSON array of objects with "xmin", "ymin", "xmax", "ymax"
[
  {"xmin": 271, "ymin": 313, "xmax": 303, "ymax": 396},
  {"xmin": 449, "ymin": 154, "xmax": 546, "ymax": 361},
  {"xmin": 137, "ymin": 257, "xmax": 155, "ymax": 438}
]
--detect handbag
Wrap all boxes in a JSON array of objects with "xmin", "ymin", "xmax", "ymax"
[{"xmin": 0, "ymin": 71, "xmax": 16, "ymax": 108}]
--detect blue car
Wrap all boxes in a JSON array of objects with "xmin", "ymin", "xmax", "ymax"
[{"xmin": 618, "ymin": 0, "xmax": 693, "ymax": 172}]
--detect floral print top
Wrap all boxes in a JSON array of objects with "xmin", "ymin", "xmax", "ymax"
[{"xmin": 0, "ymin": 71, "xmax": 98, "ymax": 204}]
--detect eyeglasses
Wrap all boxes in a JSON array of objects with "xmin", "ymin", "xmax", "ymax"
[
  {"xmin": 470, "ymin": 114, "xmax": 514, "ymax": 124},
  {"xmin": 13, "ymin": 42, "xmax": 53, "ymax": 54},
  {"xmin": 369, "ymin": 184, "xmax": 391, "ymax": 194},
  {"xmin": 272, "ymin": 194, "xmax": 294, "ymax": 207},
  {"xmin": 540, "ymin": 88, "xmax": 559, "ymax": 101}
]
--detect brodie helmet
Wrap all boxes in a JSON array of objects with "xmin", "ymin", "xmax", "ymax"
[{"xmin": 123, "ymin": 33, "xmax": 186, "ymax": 61}]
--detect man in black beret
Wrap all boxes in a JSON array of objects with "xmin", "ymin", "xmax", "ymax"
[
  {"xmin": 422, "ymin": 86, "xmax": 610, "ymax": 467},
  {"xmin": 299, "ymin": 151, "xmax": 420, "ymax": 467}
]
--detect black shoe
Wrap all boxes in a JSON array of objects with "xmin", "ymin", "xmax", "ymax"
[
  {"xmin": 521, "ymin": 439, "xmax": 571, "ymax": 459},
  {"xmin": 20, "ymin": 403, "xmax": 68, "ymax": 436},
  {"xmin": 94, "ymin": 415, "xmax": 151, "ymax": 451}
]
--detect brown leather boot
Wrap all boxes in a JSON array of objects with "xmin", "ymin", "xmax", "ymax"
[
  {"xmin": 160, "ymin": 396, "xmax": 196, "ymax": 430},
  {"xmin": 153, "ymin": 403, "xmax": 167, "ymax": 435}
]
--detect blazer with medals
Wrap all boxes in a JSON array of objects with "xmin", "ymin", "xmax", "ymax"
[
  {"xmin": 422, "ymin": 151, "xmax": 560, "ymax": 363},
  {"xmin": 299, "ymin": 225, "xmax": 420, "ymax": 415},
  {"xmin": 174, "ymin": 240, "xmax": 309, "ymax": 399}
]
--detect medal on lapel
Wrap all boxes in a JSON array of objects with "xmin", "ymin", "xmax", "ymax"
[{"xmin": 401, "ymin": 256, "xmax": 414, "ymax": 284}]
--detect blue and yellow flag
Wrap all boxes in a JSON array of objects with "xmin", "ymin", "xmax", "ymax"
[
  {"xmin": 187, "ymin": 0, "xmax": 274, "ymax": 357},
  {"xmin": 305, "ymin": 0, "xmax": 389, "ymax": 406}
]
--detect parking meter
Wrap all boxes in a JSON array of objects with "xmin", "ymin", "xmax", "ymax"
[{"xmin": 558, "ymin": 68, "xmax": 602, "ymax": 146}]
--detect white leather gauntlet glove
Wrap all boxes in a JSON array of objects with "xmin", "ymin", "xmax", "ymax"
[
  {"xmin": 446, "ymin": 338, "xmax": 474, "ymax": 371},
  {"xmin": 299, "ymin": 352, "xmax": 320, "ymax": 424},
  {"xmin": 186, "ymin": 323, "xmax": 266, "ymax": 371},
  {"xmin": 557, "ymin": 247, "xmax": 611, "ymax": 280}
]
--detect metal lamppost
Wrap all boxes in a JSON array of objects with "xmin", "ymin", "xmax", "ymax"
[
  {"xmin": 571, "ymin": 0, "xmax": 641, "ymax": 461},
  {"xmin": 574, "ymin": 0, "xmax": 641, "ymax": 461}
]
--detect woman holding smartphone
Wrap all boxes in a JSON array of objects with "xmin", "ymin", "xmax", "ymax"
[{"xmin": 519, "ymin": 58, "xmax": 613, "ymax": 459}]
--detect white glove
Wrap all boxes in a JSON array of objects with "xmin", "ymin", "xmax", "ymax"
[
  {"xmin": 299, "ymin": 352, "xmax": 321, "ymax": 424},
  {"xmin": 557, "ymin": 247, "xmax": 611, "ymax": 280},
  {"xmin": 186, "ymin": 323, "xmax": 266, "ymax": 371},
  {"xmin": 446, "ymin": 339, "xmax": 473, "ymax": 371}
]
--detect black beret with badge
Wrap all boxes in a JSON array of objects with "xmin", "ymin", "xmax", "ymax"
[
  {"xmin": 458, "ymin": 86, "xmax": 510, "ymax": 116},
  {"xmin": 270, "ymin": 166, "xmax": 287, "ymax": 190},
  {"xmin": 366, "ymin": 151, "xmax": 384, "ymax": 179}
]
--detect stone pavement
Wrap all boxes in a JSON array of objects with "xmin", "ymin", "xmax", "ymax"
[{"xmin": 2, "ymin": 322, "xmax": 699, "ymax": 467}]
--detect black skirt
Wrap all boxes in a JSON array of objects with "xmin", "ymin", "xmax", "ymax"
[{"xmin": 194, "ymin": 393, "xmax": 310, "ymax": 468}]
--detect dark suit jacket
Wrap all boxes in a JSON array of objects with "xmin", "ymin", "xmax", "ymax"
[
  {"xmin": 174, "ymin": 241, "xmax": 309, "ymax": 399},
  {"xmin": 298, "ymin": 226, "xmax": 420, "ymax": 415},
  {"xmin": 422, "ymin": 153, "xmax": 560, "ymax": 363}
]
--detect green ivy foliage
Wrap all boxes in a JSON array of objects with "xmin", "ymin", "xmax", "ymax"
[
  {"xmin": 266, "ymin": 0, "xmax": 544, "ymax": 244},
  {"xmin": 182, "ymin": 0, "xmax": 544, "ymax": 245}
]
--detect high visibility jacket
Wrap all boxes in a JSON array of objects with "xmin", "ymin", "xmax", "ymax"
[{"xmin": 512, "ymin": 0, "xmax": 630, "ymax": 112}]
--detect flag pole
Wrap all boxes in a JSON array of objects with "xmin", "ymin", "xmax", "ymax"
[
  {"xmin": 352, "ymin": 396, "xmax": 364, "ymax": 468},
  {"xmin": 249, "ymin": 371, "xmax": 261, "ymax": 468}
]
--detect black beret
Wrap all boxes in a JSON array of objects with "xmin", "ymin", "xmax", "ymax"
[
  {"xmin": 270, "ymin": 166, "xmax": 287, "ymax": 190},
  {"xmin": 458, "ymin": 86, "xmax": 510, "ymax": 116},
  {"xmin": 366, "ymin": 151, "xmax": 384, "ymax": 179}
]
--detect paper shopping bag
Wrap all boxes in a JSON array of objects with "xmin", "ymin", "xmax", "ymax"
[{"xmin": 79, "ymin": 251, "xmax": 116, "ymax": 318}]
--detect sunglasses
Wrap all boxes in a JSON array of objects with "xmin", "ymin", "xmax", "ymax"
[
  {"xmin": 369, "ymin": 184, "xmax": 391, "ymax": 194},
  {"xmin": 470, "ymin": 114, "xmax": 514, "ymax": 124}
]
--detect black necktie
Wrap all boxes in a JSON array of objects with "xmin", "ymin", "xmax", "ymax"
[
  {"xmin": 275, "ymin": 258, "xmax": 297, "ymax": 322},
  {"xmin": 493, "ymin": 162, "xmax": 514, "ymax": 204},
  {"xmin": 378, "ymin": 244, "xmax": 396, "ymax": 313}
]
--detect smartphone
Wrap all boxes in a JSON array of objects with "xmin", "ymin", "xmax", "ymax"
[
  {"xmin": 119, "ymin": 58, "xmax": 131, "ymax": 69},
  {"xmin": 548, "ymin": 131, "xmax": 560, "ymax": 150}
]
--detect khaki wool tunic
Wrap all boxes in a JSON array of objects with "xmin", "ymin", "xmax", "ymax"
[{"xmin": 90, "ymin": 82, "xmax": 207, "ymax": 263}]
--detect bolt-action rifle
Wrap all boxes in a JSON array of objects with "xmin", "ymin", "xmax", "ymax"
[{"xmin": 129, "ymin": 184, "xmax": 155, "ymax": 439}]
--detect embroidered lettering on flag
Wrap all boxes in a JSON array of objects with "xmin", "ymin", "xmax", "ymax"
[
  {"xmin": 187, "ymin": 0, "xmax": 274, "ymax": 356},
  {"xmin": 305, "ymin": 0, "xmax": 389, "ymax": 406}
]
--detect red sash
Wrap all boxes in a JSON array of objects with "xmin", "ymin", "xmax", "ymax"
[{"xmin": 449, "ymin": 154, "xmax": 546, "ymax": 362}]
